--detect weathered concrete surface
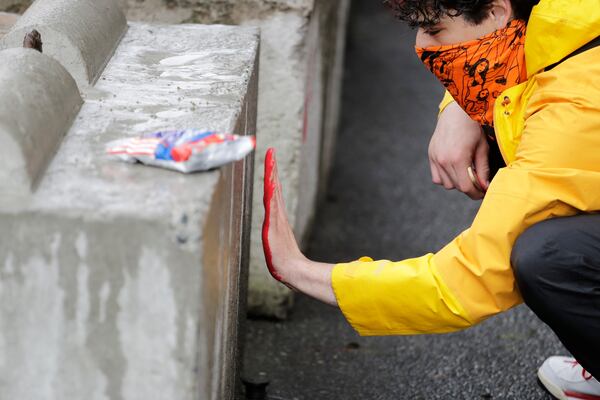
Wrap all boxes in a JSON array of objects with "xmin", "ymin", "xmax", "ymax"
[
  {"xmin": 116, "ymin": 0, "xmax": 350, "ymax": 319},
  {"xmin": 318, "ymin": 0, "xmax": 351, "ymax": 201},
  {"xmin": 0, "ymin": 48, "xmax": 82, "ymax": 204},
  {"xmin": 121, "ymin": 0, "xmax": 316, "ymax": 23},
  {"xmin": 0, "ymin": 12, "xmax": 17, "ymax": 37},
  {"xmin": 1, "ymin": 0, "xmax": 127, "ymax": 88},
  {"xmin": 0, "ymin": 0, "xmax": 29, "ymax": 13},
  {"xmin": 0, "ymin": 23, "xmax": 258, "ymax": 400}
]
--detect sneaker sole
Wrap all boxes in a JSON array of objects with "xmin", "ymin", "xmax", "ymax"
[{"xmin": 538, "ymin": 368, "xmax": 568, "ymax": 400}]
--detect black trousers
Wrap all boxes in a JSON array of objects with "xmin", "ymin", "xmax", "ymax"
[{"xmin": 511, "ymin": 214, "xmax": 600, "ymax": 378}]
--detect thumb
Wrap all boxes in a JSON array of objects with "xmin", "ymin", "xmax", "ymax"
[{"xmin": 474, "ymin": 136, "xmax": 490, "ymax": 191}]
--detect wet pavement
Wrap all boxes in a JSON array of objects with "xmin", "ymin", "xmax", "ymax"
[{"xmin": 243, "ymin": 1, "xmax": 563, "ymax": 399}]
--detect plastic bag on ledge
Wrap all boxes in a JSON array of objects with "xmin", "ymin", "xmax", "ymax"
[{"xmin": 106, "ymin": 129, "xmax": 256, "ymax": 173}]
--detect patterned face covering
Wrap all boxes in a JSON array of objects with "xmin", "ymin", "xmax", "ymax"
[{"xmin": 415, "ymin": 19, "xmax": 527, "ymax": 128}]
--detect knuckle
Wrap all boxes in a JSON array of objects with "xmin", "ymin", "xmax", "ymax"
[
  {"xmin": 460, "ymin": 185, "xmax": 474, "ymax": 195},
  {"xmin": 450, "ymin": 153, "xmax": 468, "ymax": 165},
  {"xmin": 458, "ymin": 183, "xmax": 470, "ymax": 193},
  {"xmin": 437, "ymin": 156, "xmax": 450, "ymax": 166}
]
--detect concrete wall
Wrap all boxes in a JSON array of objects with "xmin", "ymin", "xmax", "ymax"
[
  {"xmin": 0, "ymin": 12, "xmax": 18, "ymax": 37},
  {"xmin": 0, "ymin": 0, "xmax": 30, "ymax": 13},
  {"xmin": 114, "ymin": 0, "xmax": 350, "ymax": 318},
  {"xmin": 0, "ymin": 1, "xmax": 258, "ymax": 399}
]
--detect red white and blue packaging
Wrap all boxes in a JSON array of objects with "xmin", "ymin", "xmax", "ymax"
[{"xmin": 106, "ymin": 129, "xmax": 256, "ymax": 173}]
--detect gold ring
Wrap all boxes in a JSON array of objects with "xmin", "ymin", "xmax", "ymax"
[{"xmin": 467, "ymin": 166, "xmax": 484, "ymax": 192}]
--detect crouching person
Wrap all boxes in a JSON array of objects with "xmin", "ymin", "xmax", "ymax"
[{"xmin": 262, "ymin": 1, "xmax": 600, "ymax": 399}]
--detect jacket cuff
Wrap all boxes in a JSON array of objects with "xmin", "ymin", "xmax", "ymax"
[{"xmin": 332, "ymin": 254, "xmax": 474, "ymax": 336}]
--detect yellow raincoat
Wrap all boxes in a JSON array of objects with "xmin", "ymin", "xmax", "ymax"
[{"xmin": 331, "ymin": 0, "xmax": 600, "ymax": 335}]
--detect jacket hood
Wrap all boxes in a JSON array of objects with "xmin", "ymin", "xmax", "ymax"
[{"xmin": 525, "ymin": 0, "xmax": 600, "ymax": 77}]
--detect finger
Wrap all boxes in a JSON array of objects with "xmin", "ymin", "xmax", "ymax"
[
  {"xmin": 263, "ymin": 148, "xmax": 276, "ymax": 208},
  {"xmin": 430, "ymin": 160, "xmax": 443, "ymax": 185},
  {"xmin": 447, "ymin": 160, "xmax": 478, "ymax": 195},
  {"xmin": 262, "ymin": 148, "xmax": 283, "ymax": 282},
  {"xmin": 436, "ymin": 152, "xmax": 469, "ymax": 192},
  {"xmin": 452, "ymin": 164, "xmax": 484, "ymax": 199},
  {"xmin": 474, "ymin": 138, "xmax": 490, "ymax": 191},
  {"xmin": 466, "ymin": 167, "xmax": 485, "ymax": 200},
  {"xmin": 467, "ymin": 167, "xmax": 483, "ymax": 192},
  {"xmin": 438, "ymin": 167, "xmax": 456, "ymax": 190}
]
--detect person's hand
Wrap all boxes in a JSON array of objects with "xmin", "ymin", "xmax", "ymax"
[
  {"xmin": 262, "ymin": 148, "xmax": 338, "ymax": 306},
  {"xmin": 262, "ymin": 148, "xmax": 305, "ymax": 287},
  {"xmin": 428, "ymin": 101, "xmax": 490, "ymax": 200}
]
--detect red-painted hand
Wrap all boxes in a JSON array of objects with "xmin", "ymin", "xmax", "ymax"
[
  {"xmin": 262, "ymin": 148, "xmax": 306, "ymax": 287},
  {"xmin": 261, "ymin": 149, "xmax": 337, "ymax": 304},
  {"xmin": 262, "ymin": 148, "xmax": 283, "ymax": 282},
  {"xmin": 261, "ymin": 147, "xmax": 306, "ymax": 286}
]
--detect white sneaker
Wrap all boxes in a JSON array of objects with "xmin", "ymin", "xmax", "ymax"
[{"xmin": 538, "ymin": 356, "xmax": 600, "ymax": 400}]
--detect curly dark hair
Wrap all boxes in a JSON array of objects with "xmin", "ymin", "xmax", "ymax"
[{"xmin": 384, "ymin": 0, "xmax": 540, "ymax": 27}]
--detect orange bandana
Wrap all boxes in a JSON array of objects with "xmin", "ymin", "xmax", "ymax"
[{"xmin": 416, "ymin": 19, "xmax": 527, "ymax": 128}]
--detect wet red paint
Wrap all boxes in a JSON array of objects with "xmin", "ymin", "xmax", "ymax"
[{"xmin": 262, "ymin": 148, "xmax": 283, "ymax": 282}]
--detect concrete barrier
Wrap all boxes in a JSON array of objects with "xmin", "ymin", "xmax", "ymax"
[
  {"xmin": 0, "ymin": 1, "xmax": 29, "ymax": 13},
  {"xmin": 118, "ymin": 0, "xmax": 351, "ymax": 319},
  {"xmin": 0, "ymin": 0, "xmax": 127, "ymax": 87},
  {"xmin": 0, "ymin": 48, "xmax": 82, "ymax": 204},
  {"xmin": 0, "ymin": 10, "xmax": 259, "ymax": 400}
]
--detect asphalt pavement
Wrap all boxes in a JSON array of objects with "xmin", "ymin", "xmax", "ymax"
[{"xmin": 243, "ymin": 1, "xmax": 564, "ymax": 399}]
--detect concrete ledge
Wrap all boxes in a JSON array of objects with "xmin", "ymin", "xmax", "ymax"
[
  {"xmin": 0, "ymin": 48, "xmax": 82, "ymax": 203},
  {"xmin": 1, "ymin": 0, "xmax": 127, "ymax": 87},
  {"xmin": 0, "ymin": 23, "xmax": 258, "ymax": 400},
  {"xmin": 121, "ymin": 0, "xmax": 350, "ymax": 319}
]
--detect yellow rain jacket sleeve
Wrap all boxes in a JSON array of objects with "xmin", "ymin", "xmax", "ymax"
[{"xmin": 332, "ymin": 15, "xmax": 600, "ymax": 335}]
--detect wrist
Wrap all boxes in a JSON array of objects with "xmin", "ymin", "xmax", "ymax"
[{"xmin": 279, "ymin": 251, "xmax": 308, "ymax": 287}]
